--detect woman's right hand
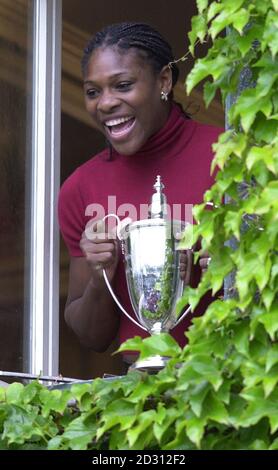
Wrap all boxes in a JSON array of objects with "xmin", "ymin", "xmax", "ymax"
[{"xmin": 80, "ymin": 219, "xmax": 119, "ymax": 287}]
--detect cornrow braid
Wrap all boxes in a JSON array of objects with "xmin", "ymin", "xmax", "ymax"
[{"xmin": 81, "ymin": 22, "xmax": 179, "ymax": 89}]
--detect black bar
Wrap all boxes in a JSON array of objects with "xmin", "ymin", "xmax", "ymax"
[{"xmin": 0, "ymin": 450, "xmax": 276, "ymax": 465}]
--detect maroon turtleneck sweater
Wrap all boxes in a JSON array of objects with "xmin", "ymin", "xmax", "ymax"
[{"xmin": 58, "ymin": 103, "xmax": 222, "ymax": 347}]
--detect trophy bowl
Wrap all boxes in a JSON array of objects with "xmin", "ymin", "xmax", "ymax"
[
  {"xmin": 103, "ymin": 177, "xmax": 191, "ymax": 372},
  {"xmin": 122, "ymin": 219, "xmax": 185, "ymax": 336}
]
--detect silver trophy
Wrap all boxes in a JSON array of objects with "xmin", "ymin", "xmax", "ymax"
[{"xmin": 103, "ymin": 176, "xmax": 191, "ymax": 372}]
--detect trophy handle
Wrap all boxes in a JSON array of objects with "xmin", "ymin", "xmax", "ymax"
[
  {"xmin": 102, "ymin": 269, "xmax": 147, "ymax": 332},
  {"xmin": 174, "ymin": 304, "xmax": 191, "ymax": 327},
  {"xmin": 102, "ymin": 213, "xmax": 148, "ymax": 332}
]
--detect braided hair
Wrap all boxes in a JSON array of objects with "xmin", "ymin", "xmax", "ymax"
[{"xmin": 81, "ymin": 22, "xmax": 179, "ymax": 95}]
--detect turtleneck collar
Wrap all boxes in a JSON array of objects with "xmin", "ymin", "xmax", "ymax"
[{"xmin": 112, "ymin": 102, "xmax": 195, "ymax": 163}]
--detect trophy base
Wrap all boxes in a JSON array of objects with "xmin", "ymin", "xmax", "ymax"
[{"xmin": 129, "ymin": 355, "xmax": 169, "ymax": 374}]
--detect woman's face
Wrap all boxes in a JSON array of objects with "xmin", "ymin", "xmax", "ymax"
[{"xmin": 83, "ymin": 46, "xmax": 171, "ymax": 155}]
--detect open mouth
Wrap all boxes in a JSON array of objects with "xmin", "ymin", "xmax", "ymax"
[{"xmin": 104, "ymin": 116, "xmax": 136, "ymax": 140}]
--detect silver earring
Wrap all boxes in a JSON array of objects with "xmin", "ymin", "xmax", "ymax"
[{"xmin": 161, "ymin": 91, "xmax": 168, "ymax": 102}]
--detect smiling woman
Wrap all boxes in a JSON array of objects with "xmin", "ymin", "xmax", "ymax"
[
  {"xmin": 83, "ymin": 47, "xmax": 170, "ymax": 156},
  {"xmin": 81, "ymin": 24, "xmax": 175, "ymax": 156},
  {"xmin": 58, "ymin": 22, "xmax": 222, "ymax": 365}
]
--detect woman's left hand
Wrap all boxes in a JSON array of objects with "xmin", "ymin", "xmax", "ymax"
[
  {"xmin": 199, "ymin": 251, "xmax": 211, "ymax": 273},
  {"xmin": 179, "ymin": 250, "xmax": 193, "ymax": 284}
]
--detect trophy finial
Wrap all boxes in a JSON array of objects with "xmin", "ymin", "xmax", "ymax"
[
  {"xmin": 149, "ymin": 175, "xmax": 167, "ymax": 219},
  {"xmin": 154, "ymin": 175, "xmax": 164, "ymax": 192}
]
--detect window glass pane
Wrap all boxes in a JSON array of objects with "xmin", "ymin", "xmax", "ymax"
[
  {"xmin": 0, "ymin": 0, "xmax": 31, "ymax": 376},
  {"xmin": 60, "ymin": 0, "xmax": 224, "ymax": 379}
]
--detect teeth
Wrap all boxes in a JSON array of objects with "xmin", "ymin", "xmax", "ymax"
[{"xmin": 105, "ymin": 116, "xmax": 133, "ymax": 127}]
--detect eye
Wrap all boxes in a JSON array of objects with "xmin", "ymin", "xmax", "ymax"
[
  {"xmin": 85, "ymin": 88, "xmax": 99, "ymax": 99},
  {"xmin": 116, "ymin": 82, "xmax": 133, "ymax": 91}
]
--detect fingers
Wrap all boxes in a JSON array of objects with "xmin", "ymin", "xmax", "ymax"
[
  {"xmin": 80, "ymin": 235, "xmax": 117, "ymax": 261},
  {"xmin": 84, "ymin": 241, "xmax": 115, "ymax": 254},
  {"xmin": 199, "ymin": 250, "xmax": 211, "ymax": 272},
  {"xmin": 91, "ymin": 220, "xmax": 116, "ymax": 242},
  {"xmin": 179, "ymin": 249, "xmax": 192, "ymax": 283},
  {"xmin": 80, "ymin": 219, "xmax": 120, "ymax": 275},
  {"xmin": 85, "ymin": 250, "xmax": 116, "ymax": 268},
  {"xmin": 118, "ymin": 217, "xmax": 132, "ymax": 240},
  {"xmin": 179, "ymin": 248, "xmax": 212, "ymax": 281},
  {"xmin": 179, "ymin": 252, "xmax": 187, "ymax": 276}
]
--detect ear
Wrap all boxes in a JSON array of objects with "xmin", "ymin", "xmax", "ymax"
[{"xmin": 159, "ymin": 64, "xmax": 173, "ymax": 95}]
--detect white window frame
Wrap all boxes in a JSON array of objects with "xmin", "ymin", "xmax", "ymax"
[{"xmin": 26, "ymin": 0, "xmax": 62, "ymax": 377}]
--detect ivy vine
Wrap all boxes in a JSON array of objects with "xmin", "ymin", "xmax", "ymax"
[{"xmin": 0, "ymin": 0, "xmax": 278, "ymax": 450}]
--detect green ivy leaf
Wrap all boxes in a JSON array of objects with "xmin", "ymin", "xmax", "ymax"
[
  {"xmin": 224, "ymin": 209, "xmax": 242, "ymax": 239},
  {"xmin": 108, "ymin": 428, "xmax": 129, "ymax": 450},
  {"xmin": 192, "ymin": 15, "xmax": 207, "ymax": 44},
  {"xmin": 128, "ymin": 379, "xmax": 156, "ymax": 404},
  {"xmin": 186, "ymin": 61, "xmax": 210, "ymax": 95},
  {"xmin": 255, "ymin": 255, "xmax": 272, "ymax": 291},
  {"xmin": 62, "ymin": 416, "xmax": 97, "ymax": 450},
  {"xmin": 186, "ymin": 413, "xmax": 206, "ymax": 448},
  {"xmin": 236, "ymin": 254, "xmax": 261, "ymax": 300},
  {"xmin": 240, "ymin": 387, "xmax": 278, "ymax": 433},
  {"xmin": 189, "ymin": 381, "xmax": 210, "ymax": 417},
  {"xmin": 272, "ymin": 0, "xmax": 278, "ymax": 12},
  {"xmin": 246, "ymin": 146, "xmax": 276, "ymax": 174},
  {"xmin": 233, "ymin": 320, "xmax": 250, "ymax": 356},
  {"xmin": 213, "ymin": 162, "xmax": 243, "ymax": 198},
  {"xmin": 71, "ymin": 383, "xmax": 92, "ymax": 404},
  {"xmin": 212, "ymin": 131, "xmax": 247, "ymax": 170},
  {"xmin": 186, "ymin": 55, "xmax": 229, "ymax": 95},
  {"xmin": 189, "ymin": 334, "xmax": 228, "ymax": 360},
  {"xmin": 254, "ymin": 112, "xmax": 278, "ymax": 146},
  {"xmin": 228, "ymin": 394, "xmax": 247, "ymax": 428},
  {"xmin": 233, "ymin": 91, "xmax": 273, "ymax": 132},
  {"xmin": 251, "ymin": 160, "xmax": 272, "ymax": 187},
  {"xmin": 262, "ymin": 10, "xmax": 278, "ymax": 58},
  {"xmin": 236, "ymin": 24, "xmax": 263, "ymax": 55},
  {"xmin": 153, "ymin": 407, "xmax": 179, "ymax": 444},
  {"xmin": 2, "ymin": 405, "xmax": 45, "ymax": 445},
  {"xmin": 5, "ymin": 383, "xmax": 24, "ymax": 404},
  {"xmin": 196, "ymin": 0, "xmax": 209, "ymax": 14},
  {"xmin": 266, "ymin": 345, "xmax": 278, "ymax": 373},
  {"xmin": 270, "ymin": 438, "xmax": 278, "ymax": 450},
  {"xmin": 262, "ymin": 288, "xmax": 276, "ymax": 311},
  {"xmin": 202, "ymin": 390, "xmax": 229, "ymax": 424},
  {"xmin": 263, "ymin": 367, "xmax": 278, "ymax": 397},
  {"xmin": 241, "ymin": 360, "xmax": 265, "ymax": 389},
  {"xmin": 97, "ymin": 399, "xmax": 139, "ymax": 439},
  {"xmin": 203, "ymin": 81, "xmax": 217, "ymax": 107},
  {"xmin": 178, "ymin": 223, "xmax": 194, "ymax": 250},
  {"xmin": 195, "ymin": 210, "xmax": 216, "ymax": 244},
  {"xmin": 39, "ymin": 389, "xmax": 71, "ymax": 417},
  {"xmin": 21, "ymin": 381, "xmax": 42, "ymax": 405},
  {"xmin": 47, "ymin": 435, "xmax": 64, "ymax": 450},
  {"xmin": 197, "ymin": 299, "xmax": 237, "ymax": 328},
  {"xmin": 258, "ymin": 303, "xmax": 278, "ymax": 340},
  {"xmin": 231, "ymin": 9, "xmax": 250, "ymax": 35},
  {"xmin": 0, "ymin": 387, "xmax": 5, "ymax": 402},
  {"xmin": 207, "ymin": 1, "xmax": 223, "ymax": 22},
  {"xmin": 126, "ymin": 410, "xmax": 156, "ymax": 448},
  {"xmin": 209, "ymin": 249, "xmax": 234, "ymax": 295},
  {"xmin": 256, "ymin": 68, "xmax": 278, "ymax": 99},
  {"xmin": 254, "ymin": 181, "xmax": 278, "ymax": 214},
  {"xmin": 189, "ymin": 354, "xmax": 223, "ymax": 391},
  {"xmin": 117, "ymin": 333, "xmax": 181, "ymax": 360}
]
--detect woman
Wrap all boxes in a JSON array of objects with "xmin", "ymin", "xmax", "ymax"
[{"xmin": 58, "ymin": 22, "xmax": 221, "ymax": 356}]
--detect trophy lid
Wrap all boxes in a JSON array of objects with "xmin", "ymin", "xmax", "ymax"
[{"xmin": 149, "ymin": 175, "xmax": 167, "ymax": 219}]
